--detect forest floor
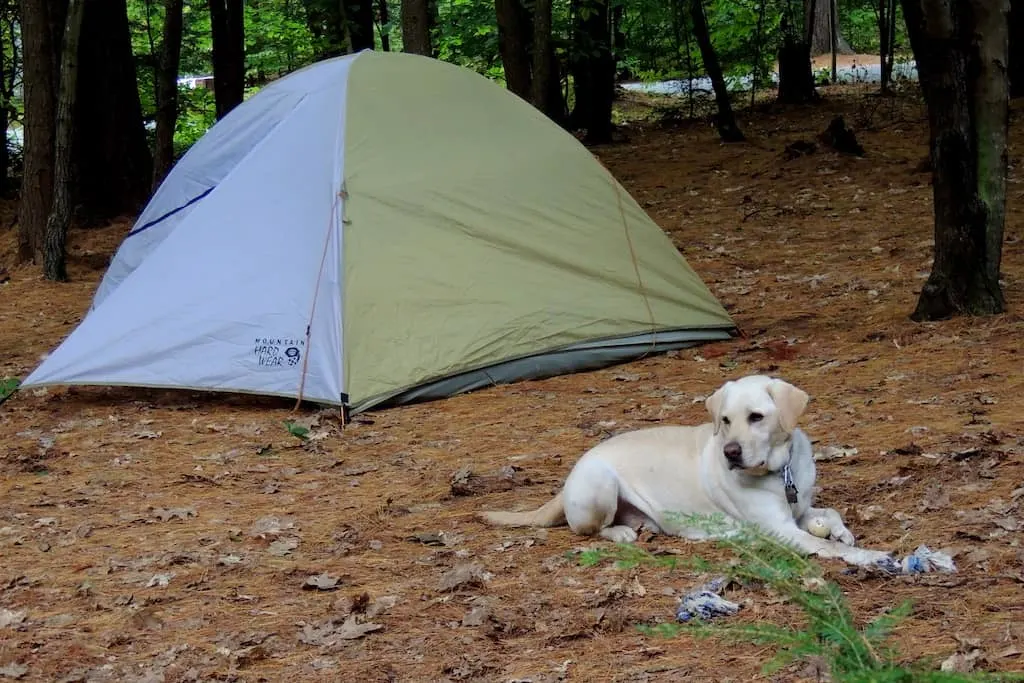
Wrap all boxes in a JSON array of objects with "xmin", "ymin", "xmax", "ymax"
[{"xmin": 1, "ymin": 83, "xmax": 1023, "ymax": 682}]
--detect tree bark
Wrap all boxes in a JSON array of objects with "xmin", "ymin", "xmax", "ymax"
[
  {"xmin": 348, "ymin": 0, "xmax": 375, "ymax": 51},
  {"xmin": 808, "ymin": 0, "xmax": 852, "ymax": 55},
  {"xmin": 17, "ymin": 0, "xmax": 65, "ymax": 263},
  {"xmin": 1009, "ymin": 0, "xmax": 1024, "ymax": 97},
  {"xmin": 400, "ymin": 0, "xmax": 432, "ymax": 55},
  {"xmin": 777, "ymin": 21, "xmax": 818, "ymax": 104},
  {"xmin": 570, "ymin": 0, "xmax": 615, "ymax": 144},
  {"xmin": 43, "ymin": 0, "xmax": 85, "ymax": 282},
  {"xmin": 73, "ymin": 0, "xmax": 153, "ymax": 223},
  {"xmin": 209, "ymin": 0, "xmax": 244, "ymax": 119},
  {"xmin": 878, "ymin": 0, "xmax": 895, "ymax": 92},
  {"xmin": 0, "ymin": 12, "xmax": 7, "ymax": 198},
  {"xmin": 377, "ymin": 0, "xmax": 390, "ymax": 51},
  {"xmin": 688, "ymin": 0, "xmax": 744, "ymax": 142},
  {"xmin": 495, "ymin": 0, "xmax": 533, "ymax": 100},
  {"xmin": 530, "ymin": 0, "xmax": 564, "ymax": 122},
  {"xmin": 152, "ymin": 0, "xmax": 183, "ymax": 190},
  {"xmin": 900, "ymin": 0, "xmax": 1008, "ymax": 320}
]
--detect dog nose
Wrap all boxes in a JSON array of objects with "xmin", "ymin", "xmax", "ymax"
[{"xmin": 723, "ymin": 442, "xmax": 742, "ymax": 466}]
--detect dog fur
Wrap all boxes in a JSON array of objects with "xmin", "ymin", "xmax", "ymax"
[{"xmin": 478, "ymin": 374, "xmax": 895, "ymax": 568}]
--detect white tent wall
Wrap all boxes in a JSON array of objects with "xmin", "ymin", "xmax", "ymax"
[
  {"xmin": 20, "ymin": 65, "xmax": 352, "ymax": 404},
  {"xmin": 93, "ymin": 56, "xmax": 359, "ymax": 310}
]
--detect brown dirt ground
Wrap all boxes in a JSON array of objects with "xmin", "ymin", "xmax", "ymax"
[{"xmin": 1, "ymin": 84, "xmax": 1024, "ymax": 682}]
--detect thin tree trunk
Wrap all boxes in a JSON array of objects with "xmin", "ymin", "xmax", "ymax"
[
  {"xmin": 43, "ymin": 0, "xmax": 85, "ymax": 282},
  {"xmin": 900, "ymin": 0, "xmax": 1008, "ymax": 320},
  {"xmin": 688, "ymin": 0, "xmax": 744, "ymax": 142},
  {"xmin": 377, "ymin": 0, "xmax": 390, "ymax": 51},
  {"xmin": 400, "ymin": 0, "xmax": 431, "ymax": 55},
  {"xmin": 1009, "ymin": 0, "xmax": 1024, "ymax": 96},
  {"xmin": 0, "ymin": 19, "xmax": 7, "ymax": 197},
  {"xmin": 531, "ymin": 0, "xmax": 563, "ymax": 122},
  {"xmin": 209, "ymin": 0, "xmax": 244, "ymax": 119},
  {"xmin": 878, "ymin": 0, "xmax": 890, "ymax": 92},
  {"xmin": 829, "ymin": 0, "xmax": 837, "ymax": 82},
  {"xmin": 495, "ymin": 0, "xmax": 532, "ymax": 99},
  {"xmin": 17, "ymin": 0, "xmax": 63, "ymax": 263},
  {"xmin": 152, "ymin": 0, "xmax": 183, "ymax": 190}
]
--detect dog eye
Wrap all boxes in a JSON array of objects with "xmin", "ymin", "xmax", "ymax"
[
  {"xmin": 722, "ymin": 417, "xmax": 731, "ymax": 425},
  {"xmin": 748, "ymin": 412, "xmax": 764, "ymax": 423}
]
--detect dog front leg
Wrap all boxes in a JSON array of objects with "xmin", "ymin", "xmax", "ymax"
[
  {"xmin": 772, "ymin": 523, "xmax": 897, "ymax": 570},
  {"xmin": 797, "ymin": 506, "xmax": 856, "ymax": 546}
]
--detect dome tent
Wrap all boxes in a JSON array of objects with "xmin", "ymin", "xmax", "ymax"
[{"xmin": 21, "ymin": 50, "xmax": 736, "ymax": 414}]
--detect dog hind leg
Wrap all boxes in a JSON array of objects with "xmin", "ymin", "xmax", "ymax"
[{"xmin": 562, "ymin": 458, "xmax": 639, "ymax": 543}]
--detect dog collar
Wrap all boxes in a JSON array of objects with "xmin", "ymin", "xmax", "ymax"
[{"xmin": 781, "ymin": 440, "xmax": 798, "ymax": 504}]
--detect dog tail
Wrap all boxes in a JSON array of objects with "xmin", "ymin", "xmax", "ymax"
[{"xmin": 478, "ymin": 491, "xmax": 566, "ymax": 528}]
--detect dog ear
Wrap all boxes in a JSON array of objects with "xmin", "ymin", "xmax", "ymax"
[
  {"xmin": 767, "ymin": 379, "xmax": 809, "ymax": 433},
  {"xmin": 705, "ymin": 382, "xmax": 730, "ymax": 434}
]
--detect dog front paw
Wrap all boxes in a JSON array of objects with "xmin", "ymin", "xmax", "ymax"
[
  {"xmin": 831, "ymin": 526, "xmax": 856, "ymax": 546},
  {"xmin": 599, "ymin": 525, "xmax": 639, "ymax": 543}
]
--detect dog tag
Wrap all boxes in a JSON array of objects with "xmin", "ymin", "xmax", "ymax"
[{"xmin": 785, "ymin": 482, "xmax": 799, "ymax": 504}]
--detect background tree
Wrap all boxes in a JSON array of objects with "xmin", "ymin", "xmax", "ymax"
[
  {"xmin": 42, "ymin": 0, "xmax": 85, "ymax": 281},
  {"xmin": 495, "ymin": 0, "xmax": 532, "ymax": 100},
  {"xmin": 400, "ymin": 0, "xmax": 433, "ymax": 55},
  {"xmin": 16, "ymin": 0, "xmax": 64, "ymax": 263},
  {"xmin": 688, "ymin": 0, "xmax": 744, "ymax": 141},
  {"xmin": 74, "ymin": 0, "xmax": 152, "ymax": 222},
  {"xmin": 569, "ymin": 0, "xmax": 615, "ymax": 143},
  {"xmin": 152, "ymin": 0, "xmax": 184, "ymax": 189},
  {"xmin": 209, "ymin": 0, "xmax": 244, "ymax": 118},
  {"xmin": 900, "ymin": 0, "xmax": 1009, "ymax": 319}
]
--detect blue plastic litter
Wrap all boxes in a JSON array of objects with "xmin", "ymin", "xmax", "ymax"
[
  {"xmin": 675, "ymin": 576, "xmax": 740, "ymax": 622},
  {"xmin": 901, "ymin": 544, "xmax": 956, "ymax": 574}
]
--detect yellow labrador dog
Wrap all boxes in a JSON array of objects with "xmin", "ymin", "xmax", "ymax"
[{"xmin": 479, "ymin": 375, "xmax": 897, "ymax": 569}]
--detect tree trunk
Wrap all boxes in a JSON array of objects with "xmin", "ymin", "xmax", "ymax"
[
  {"xmin": 17, "ymin": 0, "xmax": 65, "ymax": 263},
  {"xmin": 43, "ymin": 0, "xmax": 85, "ymax": 282},
  {"xmin": 209, "ymin": 0, "xmax": 244, "ymax": 119},
  {"xmin": 377, "ymin": 0, "xmax": 390, "ymax": 51},
  {"xmin": 1009, "ymin": 0, "xmax": 1024, "ymax": 97},
  {"xmin": 878, "ymin": 0, "xmax": 892, "ymax": 92},
  {"xmin": 777, "ymin": 21, "xmax": 818, "ymax": 104},
  {"xmin": 808, "ymin": 0, "xmax": 852, "ymax": 55},
  {"xmin": 900, "ymin": 0, "xmax": 1008, "ymax": 320},
  {"xmin": 495, "ymin": 0, "xmax": 533, "ymax": 100},
  {"xmin": 688, "ymin": 0, "xmax": 744, "ymax": 142},
  {"xmin": 400, "ymin": 0, "xmax": 432, "ymax": 55},
  {"xmin": 73, "ymin": 0, "xmax": 153, "ymax": 223},
  {"xmin": 152, "ymin": 0, "xmax": 183, "ymax": 190},
  {"xmin": 0, "ymin": 16, "xmax": 7, "ymax": 198},
  {"xmin": 570, "ymin": 0, "xmax": 615, "ymax": 144},
  {"xmin": 530, "ymin": 0, "xmax": 564, "ymax": 123},
  {"xmin": 348, "ymin": 0, "xmax": 375, "ymax": 51}
]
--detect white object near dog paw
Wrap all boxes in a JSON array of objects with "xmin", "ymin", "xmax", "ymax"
[{"xmin": 807, "ymin": 517, "xmax": 831, "ymax": 538}]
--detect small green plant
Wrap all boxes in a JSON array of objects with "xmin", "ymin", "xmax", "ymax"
[
  {"xmin": 577, "ymin": 513, "xmax": 1015, "ymax": 682},
  {"xmin": 0, "ymin": 376, "xmax": 19, "ymax": 402},
  {"xmin": 282, "ymin": 419, "xmax": 310, "ymax": 441}
]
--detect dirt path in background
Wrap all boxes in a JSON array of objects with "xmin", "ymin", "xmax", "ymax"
[{"xmin": 1, "ymin": 87, "xmax": 1022, "ymax": 682}]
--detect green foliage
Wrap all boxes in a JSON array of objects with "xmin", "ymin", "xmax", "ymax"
[
  {"xmin": 576, "ymin": 513, "xmax": 1014, "ymax": 682},
  {"xmin": 283, "ymin": 419, "xmax": 310, "ymax": 441},
  {"xmin": 0, "ymin": 376, "xmax": 19, "ymax": 402}
]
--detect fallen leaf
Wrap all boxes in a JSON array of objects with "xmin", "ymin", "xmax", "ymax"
[
  {"xmin": 151, "ymin": 506, "xmax": 197, "ymax": 522},
  {"xmin": 303, "ymin": 574, "xmax": 341, "ymax": 591},
  {"xmin": 218, "ymin": 554, "xmax": 244, "ymax": 566},
  {"xmin": 462, "ymin": 605, "xmax": 489, "ymax": 627},
  {"xmin": 438, "ymin": 563, "xmax": 493, "ymax": 592},
  {"xmin": 814, "ymin": 444, "xmax": 858, "ymax": 461},
  {"xmin": 0, "ymin": 663, "xmax": 27, "ymax": 679},
  {"xmin": 0, "ymin": 610, "xmax": 26, "ymax": 628},
  {"xmin": 147, "ymin": 573, "xmax": 173, "ymax": 588},
  {"xmin": 268, "ymin": 537, "xmax": 300, "ymax": 556},
  {"xmin": 941, "ymin": 649, "xmax": 984, "ymax": 673},
  {"xmin": 298, "ymin": 615, "xmax": 383, "ymax": 646}
]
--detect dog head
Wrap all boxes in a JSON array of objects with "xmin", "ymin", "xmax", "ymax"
[{"xmin": 704, "ymin": 375, "xmax": 809, "ymax": 474}]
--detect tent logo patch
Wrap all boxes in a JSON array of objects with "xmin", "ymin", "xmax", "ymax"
[{"xmin": 254, "ymin": 337, "xmax": 304, "ymax": 368}]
